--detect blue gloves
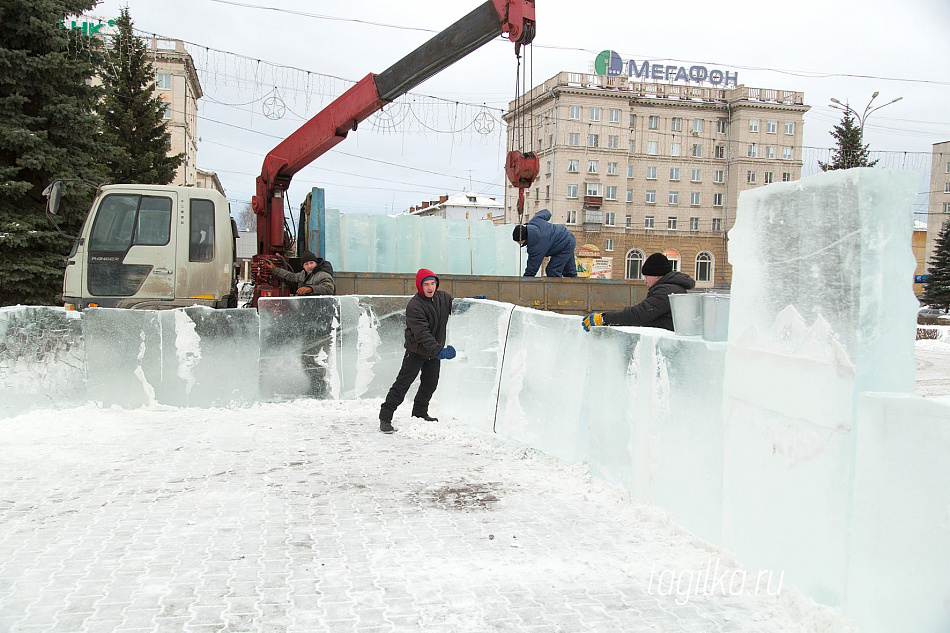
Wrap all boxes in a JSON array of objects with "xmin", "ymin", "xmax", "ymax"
[
  {"xmin": 582, "ymin": 313, "xmax": 605, "ymax": 332},
  {"xmin": 437, "ymin": 346, "xmax": 457, "ymax": 360}
]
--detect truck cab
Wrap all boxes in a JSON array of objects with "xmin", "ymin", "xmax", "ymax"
[{"xmin": 63, "ymin": 184, "xmax": 238, "ymax": 310}]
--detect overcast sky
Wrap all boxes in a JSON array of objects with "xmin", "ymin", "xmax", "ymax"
[{"xmin": 85, "ymin": 0, "xmax": 950, "ymax": 218}]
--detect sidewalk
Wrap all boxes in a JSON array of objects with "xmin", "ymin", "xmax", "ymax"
[{"xmin": 0, "ymin": 400, "xmax": 853, "ymax": 632}]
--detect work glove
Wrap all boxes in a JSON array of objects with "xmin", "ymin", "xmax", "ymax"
[
  {"xmin": 582, "ymin": 313, "xmax": 604, "ymax": 332},
  {"xmin": 437, "ymin": 346, "xmax": 457, "ymax": 360}
]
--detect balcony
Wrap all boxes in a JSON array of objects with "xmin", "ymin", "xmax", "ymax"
[{"xmin": 584, "ymin": 195, "xmax": 603, "ymax": 208}]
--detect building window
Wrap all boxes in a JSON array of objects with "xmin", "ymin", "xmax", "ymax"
[
  {"xmin": 716, "ymin": 119, "xmax": 727, "ymax": 134},
  {"xmin": 608, "ymin": 135, "xmax": 620, "ymax": 149},
  {"xmin": 161, "ymin": 102, "xmax": 172, "ymax": 119},
  {"xmin": 669, "ymin": 191, "xmax": 679, "ymax": 205},
  {"xmin": 645, "ymin": 216, "xmax": 655, "ymax": 229},
  {"xmin": 946, "ymin": 162, "xmax": 950, "ymax": 173},
  {"xmin": 765, "ymin": 146, "xmax": 776, "ymax": 159},
  {"xmin": 569, "ymin": 105, "xmax": 581, "ymax": 120},
  {"xmin": 671, "ymin": 142, "xmax": 681, "ymax": 157},
  {"xmin": 588, "ymin": 160, "xmax": 598, "ymax": 174},
  {"xmin": 715, "ymin": 145, "xmax": 725, "ymax": 159},
  {"xmin": 766, "ymin": 120, "xmax": 777, "ymax": 134},
  {"xmin": 549, "ymin": 135, "xmax": 553, "ymax": 148},
  {"xmin": 649, "ymin": 115, "xmax": 659, "ymax": 129},
  {"xmin": 589, "ymin": 134, "xmax": 600, "ymax": 148},
  {"xmin": 607, "ymin": 162, "xmax": 619, "ymax": 175},
  {"xmin": 748, "ymin": 143, "xmax": 758, "ymax": 158},
  {"xmin": 568, "ymin": 159, "xmax": 579, "ymax": 173},
  {"xmin": 646, "ymin": 190, "xmax": 656, "ymax": 204},
  {"xmin": 545, "ymin": 161, "xmax": 551, "ymax": 174},
  {"xmin": 671, "ymin": 117, "xmax": 683, "ymax": 132},
  {"xmin": 586, "ymin": 182, "xmax": 602, "ymax": 196},
  {"xmin": 691, "ymin": 169, "xmax": 702, "ymax": 182},
  {"xmin": 695, "ymin": 252, "xmax": 713, "ymax": 282},
  {"xmin": 945, "ymin": 182, "xmax": 950, "ymax": 193},
  {"xmin": 783, "ymin": 146, "xmax": 793, "ymax": 160},
  {"xmin": 782, "ymin": 172, "xmax": 792, "ymax": 182},
  {"xmin": 626, "ymin": 189, "xmax": 633, "ymax": 203},
  {"xmin": 626, "ymin": 249, "xmax": 645, "ymax": 280},
  {"xmin": 536, "ymin": 188, "xmax": 540, "ymax": 201},
  {"xmin": 605, "ymin": 186, "xmax": 617, "ymax": 201},
  {"xmin": 712, "ymin": 218, "xmax": 722, "ymax": 231},
  {"xmin": 784, "ymin": 121, "xmax": 795, "ymax": 135},
  {"xmin": 609, "ymin": 108, "xmax": 620, "ymax": 123},
  {"xmin": 667, "ymin": 216, "xmax": 678, "ymax": 230},
  {"xmin": 749, "ymin": 119, "xmax": 759, "ymax": 133},
  {"xmin": 713, "ymin": 193, "xmax": 723, "ymax": 206},
  {"xmin": 646, "ymin": 166, "xmax": 657, "ymax": 180},
  {"xmin": 690, "ymin": 192, "xmax": 701, "ymax": 206},
  {"xmin": 590, "ymin": 107, "xmax": 601, "ymax": 122},
  {"xmin": 693, "ymin": 118, "xmax": 704, "ymax": 133},
  {"xmin": 670, "ymin": 167, "xmax": 680, "ymax": 181},
  {"xmin": 605, "ymin": 238, "xmax": 614, "ymax": 251},
  {"xmin": 714, "ymin": 169, "xmax": 724, "ymax": 183},
  {"xmin": 625, "ymin": 215, "xmax": 632, "ymax": 228},
  {"xmin": 764, "ymin": 171, "xmax": 774, "ymax": 184},
  {"xmin": 567, "ymin": 184, "xmax": 578, "ymax": 198},
  {"xmin": 647, "ymin": 141, "xmax": 658, "ymax": 155},
  {"xmin": 627, "ymin": 164, "xmax": 634, "ymax": 178},
  {"xmin": 566, "ymin": 209, "xmax": 578, "ymax": 224},
  {"xmin": 629, "ymin": 113, "xmax": 636, "ymax": 127},
  {"xmin": 691, "ymin": 144, "xmax": 702, "ymax": 158},
  {"xmin": 628, "ymin": 139, "xmax": 635, "ymax": 153},
  {"xmin": 605, "ymin": 211, "xmax": 616, "ymax": 225},
  {"xmin": 747, "ymin": 170, "xmax": 757, "ymax": 184},
  {"xmin": 690, "ymin": 216, "xmax": 700, "ymax": 231},
  {"xmin": 545, "ymin": 185, "xmax": 550, "ymax": 199},
  {"xmin": 569, "ymin": 133, "xmax": 579, "ymax": 146},
  {"xmin": 155, "ymin": 73, "xmax": 172, "ymax": 90},
  {"xmin": 945, "ymin": 202, "xmax": 950, "ymax": 213}
]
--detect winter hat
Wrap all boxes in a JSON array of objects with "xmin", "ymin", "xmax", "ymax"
[
  {"xmin": 641, "ymin": 252, "xmax": 673, "ymax": 276},
  {"xmin": 512, "ymin": 225, "xmax": 528, "ymax": 242},
  {"xmin": 300, "ymin": 251, "xmax": 318, "ymax": 264}
]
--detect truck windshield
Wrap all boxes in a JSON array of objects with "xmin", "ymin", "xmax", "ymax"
[{"xmin": 89, "ymin": 194, "xmax": 172, "ymax": 252}]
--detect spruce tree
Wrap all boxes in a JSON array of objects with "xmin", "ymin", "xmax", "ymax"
[
  {"xmin": 923, "ymin": 220, "xmax": 950, "ymax": 312},
  {"xmin": 0, "ymin": 0, "xmax": 114, "ymax": 306},
  {"xmin": 98, "ymin": 7, "xmax": 183, "ymax": 184},
  {"xmin": 818, "ymin": 111, "xmax": 879, "ymax": 171}
]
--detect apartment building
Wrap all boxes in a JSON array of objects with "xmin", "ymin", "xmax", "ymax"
[
  {"xmin": 504, "ymin": 72, "xmax": 809, "ymax": 286},
  {"xmin": 927, "ymin": 141, "xmax": 950, "ymax": 270}
]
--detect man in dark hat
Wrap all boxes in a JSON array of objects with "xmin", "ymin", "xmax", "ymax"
[
  {"xmin": 379, "ymin": 268, "xmax": 457, "ymax": 434},
  {"xmin": 263, "ymin": 251, "xmax": 335, "ymax": 295},
  {"xmin": 512, "ymin": 209, "xmax": 578, "ymax": 277},
  {"xmin": 582, "ymin": 252, "xmax": 695, "ymax": 331}
]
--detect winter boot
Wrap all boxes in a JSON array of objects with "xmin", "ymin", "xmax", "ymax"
[
  {"xmin": 379, "ymin": 419, "xmax": 396, "ymax": 434},
  {"xmin": 413, "ymin": 414, "xmax": 438, "ymax": 422}
]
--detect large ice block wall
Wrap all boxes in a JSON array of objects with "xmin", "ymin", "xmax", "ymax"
[
  {"xmin": 1, "ymin": 169, "xmax": 947, "ymax": 632},
  {"xmin": 326, "ymin": 212, "xmax": 521, "ymax": 275}
]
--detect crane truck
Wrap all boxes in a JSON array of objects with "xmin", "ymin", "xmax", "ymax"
[{"xmin": 45, "ymin": 0, "xmax": 539, "ymax": 311}]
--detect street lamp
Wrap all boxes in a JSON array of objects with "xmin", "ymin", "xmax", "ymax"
[{"xmin": 829, "ymin": 92, "xmax": 903, "ymax": 134}]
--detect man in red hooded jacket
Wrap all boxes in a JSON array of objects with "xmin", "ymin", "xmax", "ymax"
[{"xmin": 379, "ymin": 268, "xmax": 456, "ymax": 433}]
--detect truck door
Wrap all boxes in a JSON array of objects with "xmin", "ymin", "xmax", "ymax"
[
  {"xmin": 85, "ymin": 192, "xmax": 177, "ymax": 303},
  {"xmin": 174, "ymin": 196, "xmax": 222, "ymax": 304}
]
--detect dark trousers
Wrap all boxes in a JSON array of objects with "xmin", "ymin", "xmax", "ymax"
[
  {"xmin": 379, "ymin": 351, "xmax": 441, "ymax": 422},
  {"xmin": 546, "ymin": 242, "xmax": 578, "ymax": 278}
]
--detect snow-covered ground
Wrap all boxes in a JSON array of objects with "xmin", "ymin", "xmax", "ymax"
[{"xmin": 0, "ymin": 398, "xmax": 860, "ymax": 632}]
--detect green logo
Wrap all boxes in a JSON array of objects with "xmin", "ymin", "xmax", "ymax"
[{"xmin": 594, "ymin": 50, "xmax": 622, "ymax": 76}]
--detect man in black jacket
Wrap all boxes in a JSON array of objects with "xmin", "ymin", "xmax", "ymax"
[
  {"xmin": 582, "ymin": 252, "xmax": 695, "ymax": 331},
  {"xmin": 379, "ymin": 268, "xmax": 457, "ymax": 433}
]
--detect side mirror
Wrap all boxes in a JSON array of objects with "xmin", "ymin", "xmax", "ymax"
[{"xmin": 42, "ymin": 180, "xmax": 63, "ymax": 216}]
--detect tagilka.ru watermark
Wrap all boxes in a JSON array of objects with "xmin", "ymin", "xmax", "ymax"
[{"xmin": 648, "ymin": 557, "xmax": 784, "ymax": 606}]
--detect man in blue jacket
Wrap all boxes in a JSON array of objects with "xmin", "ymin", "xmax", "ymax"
[{"xmin": 512, "ymin": 209, "xmax": 578, "ymax": 277}]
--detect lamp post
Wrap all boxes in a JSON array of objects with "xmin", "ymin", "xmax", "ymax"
[{"xmin": 829, "ymin": 92, "xmax": 903, "ymax": 134}]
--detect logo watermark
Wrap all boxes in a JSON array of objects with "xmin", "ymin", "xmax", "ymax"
[{"xmin": 648, "ymin": 557, "xmax": 784, "ymax": 606}]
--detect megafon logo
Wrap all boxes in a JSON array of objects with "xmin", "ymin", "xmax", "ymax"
[{"xmin": 594, "ymin": 50, "xmax": 623, "ymax": 76}]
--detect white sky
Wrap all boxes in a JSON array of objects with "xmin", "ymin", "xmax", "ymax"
[{"xmin": 84, "ymin": 0, "xmax": 950, "ymax": 218}]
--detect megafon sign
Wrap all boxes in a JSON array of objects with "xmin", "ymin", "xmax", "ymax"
[{"xmin": 594, "ymin": 50, "xmax": 739, "ymax": 87}]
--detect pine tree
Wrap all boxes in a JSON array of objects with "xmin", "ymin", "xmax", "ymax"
[
  {"xmin": 98, "ymin": 7, "xmax": 183, "ymax": 185},
  {"xmin": 818, "ymin": 111, "xmax": 879, "ymax": 171},
  {"xmin": 0, "ymin": 1, "xmax": 115, "ymax": 306},
  {"xmin": 923, "ymin": 220, "xmax": 950, "ymax": 312}
]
